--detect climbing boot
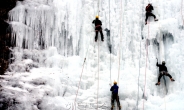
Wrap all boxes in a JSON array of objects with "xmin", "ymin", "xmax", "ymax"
[
  {"xmin": 145, "ymin": 22, "xmax": 147, "ymax": 25},
  {"xmin": 171, "ymin": 78, "xmax": 175, "ymax": 81},
  {"xmin": 111, "ymin": 105, "xmax": 114, "ymax": 110},
  {"xmin": 119, "ymin": 105, "xmax": 121, "ymax": 110},
  {"xmin": 154, "ymin": 19, "xmax": 158, "ymax": 21},
  {"xmin": 155, "ymin": 82, "xmax": 160, "ymax": 85}
]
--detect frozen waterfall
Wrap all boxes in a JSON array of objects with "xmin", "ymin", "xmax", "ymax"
[{"xmin": 0, "ymin": 0, "xmax": 184, "ymax": 110}]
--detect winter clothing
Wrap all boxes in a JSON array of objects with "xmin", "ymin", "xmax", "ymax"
[
  {"xmin": 145, "ymin": 12, "xmax": 156, "ymax": 22},
  {"xmin": 110, "ymin": 84, "xmax": 121, "ymax": 109},
  {"xmin": 92, "ymin": 18, "xmax": 102, "ymax": 27},
  {"xmin": 145, "ymin": 4, "xmax": 157, "ymax": 25},
  {"xmin": 156, "ymin": 62, "xmax": 168, "ymax": 72},
  {"xmin": 145, "ymin": 4, "xmax": 153, "ymax": 12},
  {"xmin": 92, "ymin": 18, "xmax": 104, "ymax": 41},
  {"xmin": 156, "ymin": 62, "xmax": 175, "ymax": 85},
  {"xmin": 110, "ymin": 84, "xmax": 119, "ymax": 94},
  {"xmin": 111, "ymin": 95, "xmax": 121, "ymax": 110}
]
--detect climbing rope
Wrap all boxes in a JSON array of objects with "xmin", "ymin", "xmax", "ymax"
[
  {"xmin": 164, "ymin": 78, "xmax": 167, "ymax": 110},
  {"xmin": 98, "ymin": 0, "xmax": 100, "ymax": 16},
  {"xmin": 96, "ymin": 0, "xmax": 101, "ymax": 109},
  {"xmin": 109, "ymin": 0, "xmax": 112, "ymax": 85},
  {"xmin": 97, "ymin": 40, "xmax": 100, "ymax": 110},
  {"xmin": 137, "ymin": 41, "xmax": 141, "ymax": 110},
  {"xmin": 143, "ymin": 20, "xmax": 149, "ymax": 110},
  {"xmin": 159, "ymin": 27, "xmax": 167, "ymax": 110},
  {"xmin": 117, "ymin": 0, "xmax": 123, "ymax": 85},
  {"xmin": 93, "ymin": 0, "xmax": 95, "ymax": 16},
  {"xmin": 156, "ymin": 1, "xmax": 167, "ymax": 109},
  {"xmin": 74, "ymin": 58, "xmax": 86, "ymax": 110},
  {"xmin": 136, "ymin": 1, "xmax": 145, "ymax": 109},
  {"xmin": 73, "ymin": 37, "xmax": 92, "ymax": 110}
]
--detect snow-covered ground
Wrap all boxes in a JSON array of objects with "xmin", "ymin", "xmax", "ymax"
[{"xmin": 0, "ymin": 0, "xmax": 184, "ymax": 109}]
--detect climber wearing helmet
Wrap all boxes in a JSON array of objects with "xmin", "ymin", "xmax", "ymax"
[
  {"xmin": 92, "ymin": 16, "xmax": 104, "ymax": 42},
  {"xmin": 155, "ymin": 61, "xmax": 175, "ymax": 85},
  {"xmin": 145, "ymin": 3, "xmax": 158, "ymax": 25},
  {"xmin": 110, "ymin": 81, "xmax": 121, "ymax": 110}
]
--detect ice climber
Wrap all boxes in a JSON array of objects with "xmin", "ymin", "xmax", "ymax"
[
  {"xmin": 110, "ymin": 81, "xmax": 121, "ymax": 110},
  {"xmin": 92, "ymin": 16, "xmax": 104, "ymax": 42},
  {"xmin": 155, "ymin": 61, "xmax": 175, "ymax": 85},
  {"xmin": 145, "ymin": 3, "xmax": 158, "ymax": 25}
]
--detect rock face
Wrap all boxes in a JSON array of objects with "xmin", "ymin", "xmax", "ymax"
[{"xmin": 0, "ymin": 0, "xmax": 23, "ymax": 75}]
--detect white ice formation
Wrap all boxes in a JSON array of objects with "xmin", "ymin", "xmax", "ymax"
[{"xmin": 0, "ymin": 0, "xmax": 184, "ymax": 110}]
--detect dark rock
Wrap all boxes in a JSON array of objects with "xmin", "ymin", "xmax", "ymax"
[{"xmin": 0, "ymin": 0, "xmax": 23, "ymax": 75}]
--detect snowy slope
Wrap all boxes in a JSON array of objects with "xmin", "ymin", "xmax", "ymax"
[{"xmin": 0, "ymin": 0, "xmax": 184, "ymax": 110}]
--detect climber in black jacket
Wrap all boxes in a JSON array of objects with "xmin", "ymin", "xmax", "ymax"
[
  {"xmin": 155, "ymin": 61, "xmax": 175, "ymax": 85},
  {"xmin": 92, "ymin": 16, "xmax": 104, "ymax": 42},
  {"xmin": 145, "ymin": 3, "xmax": 158, "ymax": 25}
]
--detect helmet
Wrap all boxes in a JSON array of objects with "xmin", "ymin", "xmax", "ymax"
[
  {"xmin": 114, "ymin": 81, "xmax": 117, "ymax": 85},
  {"xmin": 96, "ymin": 15, "xmax": 99, "ymax": 19},
  {"xmin": 162, "ymin": 61, "xmax": 165, "ymax": 64}
]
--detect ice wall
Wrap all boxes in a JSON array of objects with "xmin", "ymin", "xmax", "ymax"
[
  {"xmin": 9, "ymin": 0, "xmax": 82, "ymax": 56},
  {"xmin": 1, "ymin": 0, "xmax": 184, "ymax": 109}
]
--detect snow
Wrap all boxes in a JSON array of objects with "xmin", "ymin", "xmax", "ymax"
[{"xmin": 0, "ymin": 0, "xmax": 184, "ymax": 110}]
